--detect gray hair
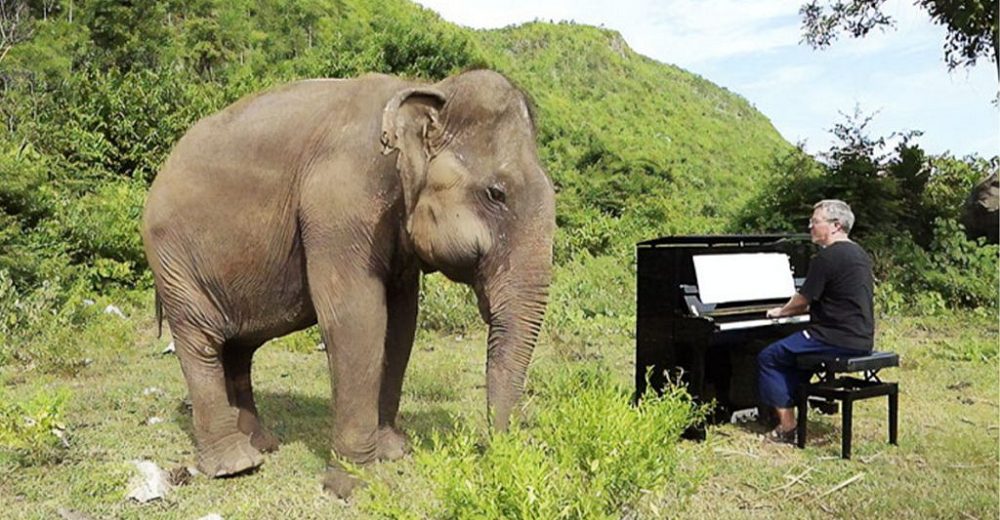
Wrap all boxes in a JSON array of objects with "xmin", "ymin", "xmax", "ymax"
[{"xmin": 814, "ymin": 199, "xmax": 855, "ymax": 234}]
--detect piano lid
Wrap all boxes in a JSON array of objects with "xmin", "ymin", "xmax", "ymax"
[
  {"xmin": 693, "ymin": 252, "xmax": 796, "ymax": 304},
  {"xmin": 636, "ymin": 233, "xmax": 809, "ymax": 248}
]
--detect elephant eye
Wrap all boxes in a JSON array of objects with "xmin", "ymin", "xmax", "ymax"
[{"xmin": 486, "ymin": 185, "xmax": 507, "ymax": 205}]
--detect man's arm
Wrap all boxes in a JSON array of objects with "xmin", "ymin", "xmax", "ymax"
[{"xmin": 766, "ymin": 292, "xmax": 810, "ymax": 319}]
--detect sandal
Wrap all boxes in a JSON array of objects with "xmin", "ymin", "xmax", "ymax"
[{"xmin": 764, "ymin": 427, "xmax": 796, "ymax": 445}]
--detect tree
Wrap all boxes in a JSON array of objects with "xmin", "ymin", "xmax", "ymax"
[
  {"xmin": 0, "ymin": 1, "xmax": 34, "ymax": 65},
  {"xmin": 800, "ymin": 0, "xmax": 999, "ymax": 80}
]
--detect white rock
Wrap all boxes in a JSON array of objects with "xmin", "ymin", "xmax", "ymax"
[
  {"xmin": 196, "ymin": 515, "xmax": 223, "ymax": 520},
  {"xmin": 142, "ymin": 387, "xmax": 163, "ymax": 396},
  {"xmin": 126, "ymin": 460, "xmax": 171, "ymax": 503},
  {"xmin": 162, "ymin": 341, "xmax": 176, "ymax": 354},
  {"xmin": 82, "ymin": 299, "xmax": 95, "ymax": 306},
  {"xmin": 315, "ymin": 342, "xmax": 326, "ymax": 351},
  {"xmin": 147, "ymin": 417, "xmax": 163, "ymax": 425},
  {"xmin": 104, "ymin": 305, "xmax": 126, "ymax": 318}
]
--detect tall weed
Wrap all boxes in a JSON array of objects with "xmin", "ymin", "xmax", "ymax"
[{"xmin": 361, "ymin": 364, "xmax": 703, "ymax": 519}]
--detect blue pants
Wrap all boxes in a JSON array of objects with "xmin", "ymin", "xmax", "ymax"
[{"xmin": 757, "ymin": 331, "xmax": 860, "ymax": 408}]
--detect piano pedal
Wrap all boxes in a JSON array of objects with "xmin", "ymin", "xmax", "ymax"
[
  {"xmin": 808, "ymin": 397, "xmax": 839, "ymax": 415},
  {"xmin": 730, "ymin": 408, "xmax": 759, "ymax": 424}
]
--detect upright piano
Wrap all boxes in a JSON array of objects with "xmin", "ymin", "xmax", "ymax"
[{"xmin": 635, "ymin": 234, "xmax": 814, "ymax": 424}]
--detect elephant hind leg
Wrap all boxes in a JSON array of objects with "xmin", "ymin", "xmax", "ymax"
[
  {"xmin": 174, "ymin": 327, "xmax": 265, "ymax": 477},
  {"xmin": 222, "ymin": 343, "xmax": 279, "ymax": 453}
]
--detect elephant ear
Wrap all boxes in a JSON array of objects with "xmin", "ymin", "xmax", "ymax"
[{"xmin": 381, "ymin": 87, "xmax": 447, "ymax": 217}]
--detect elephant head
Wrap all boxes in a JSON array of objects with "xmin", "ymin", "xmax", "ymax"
[
  {"xmin": 962, "ymin": 171, "xmax": 999, "ymax": 244},
  {"xmin": 381, "ymin": 70, "xmax": 555, "ymax": 430}
]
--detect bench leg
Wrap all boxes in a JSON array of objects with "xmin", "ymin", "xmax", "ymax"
[
  {"xmin": 841, "ymin": 398, "xmax": 853, "ymax": 459},
  {"xmin": 797, "ymin": 387, "xmax": 808, "ymax": 449},
  {"xmin": 888, "ymin": 385, "xmax": 898, "ymax": 445}
]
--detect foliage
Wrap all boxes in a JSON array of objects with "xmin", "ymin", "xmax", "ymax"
[
  {"xmin": 0, "ymin": 270, "xmax": 138, "ymax": 373},
  {"xmin": 737, "ymin": 110, "xmax": 999, "ymax": 313},
  {"xmin": 0, "ymin": 386, "xmax": 71, "ymax": 468},
  {"xmin": 361, "ymin": 364, "xmax": 704, "ymax": 519},
  {"xmin": 800, "ymin": 0, "xmax": 999, "ymax": 73},
  {"xmin": 417, "ymin": 273, "xmax": 482, "ymax": 335},
  {"xmin": 890, "ymin": 218, "xmax": 998, "ymax": 310}
]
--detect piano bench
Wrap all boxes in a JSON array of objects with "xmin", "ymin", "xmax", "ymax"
[{"xmin": 794, "ymin": 351, "xmax": 899, "ymax": 459}]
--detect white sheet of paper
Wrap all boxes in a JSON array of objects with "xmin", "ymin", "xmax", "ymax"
[{"xmin": 692, "ymin": 253, "xmax": 796, "ymax": 304}]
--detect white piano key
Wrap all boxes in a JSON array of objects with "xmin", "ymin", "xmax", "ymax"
[{"xmin": 716, "ymin": 315, "xmax": 810, "ymax": 331}]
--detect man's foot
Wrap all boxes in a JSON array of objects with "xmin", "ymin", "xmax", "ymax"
[{"xmin": 764, "ymin": 426, "xmax": 796, "ymax": 445}]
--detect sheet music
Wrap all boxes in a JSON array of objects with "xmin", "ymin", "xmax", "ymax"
[{"xmin": 692, "ymin": 252, "xmax": 796, "ymax": 305}]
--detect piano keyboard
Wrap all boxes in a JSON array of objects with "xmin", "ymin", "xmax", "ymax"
[{"xmin": 717, "ymin": 314, "xmax": 810, "ymax": 331}]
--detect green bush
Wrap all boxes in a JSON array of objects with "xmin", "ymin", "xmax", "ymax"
[
  {"xmin": 361, "ymin": 364, "xmax": 703, "ymax": 519},
  {"xmin": 417, "ymin": 273, "xmax": 482, "ymax": 335},
  {"xmin": 904, "ymin": 219, "xmax": 997, "ymax": 309},
  {"xmin": 0, "ymin": 270, "xmax": 132, "ymax": 372},
  {"xmin": 59, "ymin": 179, "xmax": 149, "ymax": 289},
  {"xmin": 0, "ymin": 386, "xmax": 71, "ymax": 468}
]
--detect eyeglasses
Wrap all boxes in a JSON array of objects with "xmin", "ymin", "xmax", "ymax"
[{"xmin": 809, "ymin": 218, "xmax": 838, "ymax": 228}]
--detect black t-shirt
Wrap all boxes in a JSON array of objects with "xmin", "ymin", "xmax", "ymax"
[{"xmin": 798, "ymin": 240, "xmax": 874, "ymax": 351}]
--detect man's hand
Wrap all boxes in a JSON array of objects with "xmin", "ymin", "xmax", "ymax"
[{"xmin": 766, "ymin": 307, "xmax": 783, "ymax": 319}]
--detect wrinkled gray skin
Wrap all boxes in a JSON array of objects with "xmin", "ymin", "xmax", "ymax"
[
  {"xmin": 141, "ymin": 70, "xmax": 555, "ymax": 497},
  {"xmin": 962, "ymin": 171, "xmax": 998, "ymax": 244}
]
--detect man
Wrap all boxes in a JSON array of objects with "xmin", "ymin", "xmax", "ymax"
[{"xmin": 758, "ymin": 199, "xmax": 874, "ymax": 443}]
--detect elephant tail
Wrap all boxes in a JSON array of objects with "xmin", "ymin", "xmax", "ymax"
[{"xmin": 155, "ymin": 289, "xmax": 163, "ymax": 339}]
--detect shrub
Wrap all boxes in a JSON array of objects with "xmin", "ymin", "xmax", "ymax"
[
  {"xmin": 361, "ymin": 364, "xmax": 703, "ymax": 519},
  {"xmin": 417, "ymin": 273, "xmax": 482, "ymax": 335},
  {"xmin": 913, "ymin": 219, "xmax": 998, "ymax": 309},
  {"xmin": 0, "ymin": 270, "xmax": 127, "ymax": 372},
  {"xmin": 0, "ymin": 386, "xmax": 71, "ymax": 468},
  {"xmin": 59, "ymin": 179, "xmax": 148, "ymax": 290}
]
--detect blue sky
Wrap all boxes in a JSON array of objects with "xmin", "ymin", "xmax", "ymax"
[{"xmin": 414, "ymin": 0, "xmax": 999, "ymax": 159}]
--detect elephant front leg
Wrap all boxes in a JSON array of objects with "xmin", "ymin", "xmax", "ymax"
[
  {"xmin": 377, "ymin": 272, "xmax": 420, "ymax": 459},
  {"xmin": 310, "ymin": 272, "xmax": 397, "ymax": 498}
]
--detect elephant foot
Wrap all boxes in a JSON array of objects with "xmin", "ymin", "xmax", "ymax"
[
  {"xmin": 238, "ymin": 409, "xmax": 279, "ymax": 453},
  {"xmin": 250, "ymin": 426, "xmax": 280, "ymax": 453},
  {"xmin": 322, "ymin": 466, "xmax": 366, "ymax": 500},
  {"xmin": 197, "ymin": 432, "xmax": 264, "ymax": 477},
  {"xmin": 376, "ymin": 426, "xmax": 408, "ymax": 461}
]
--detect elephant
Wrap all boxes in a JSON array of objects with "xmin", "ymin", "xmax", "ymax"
[
  {"xmin": 141, "ymin": 69, "xmax": 555, "ymax": 497},
  {"xmin": 961, "ymin": 171, "xmax": 998, "ymax": 244}
]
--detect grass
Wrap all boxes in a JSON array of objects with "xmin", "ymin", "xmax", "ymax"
[{"xmin": 0, "ymin": 294, "xmax": 997, "ymax": 519}]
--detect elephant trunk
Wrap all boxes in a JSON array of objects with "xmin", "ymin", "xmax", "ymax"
[{"xmin": 478, "ymin": 242, "xmax": 552, "ymax": 431}]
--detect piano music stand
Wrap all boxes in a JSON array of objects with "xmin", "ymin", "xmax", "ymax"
[{"xmin": 795, "ymin": 351, "xmax": 899, "ymax": 459}]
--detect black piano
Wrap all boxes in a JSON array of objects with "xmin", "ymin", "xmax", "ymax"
[{"xmin": 635, "ymin": 234, "xmax": 814, "ymax": 425}]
